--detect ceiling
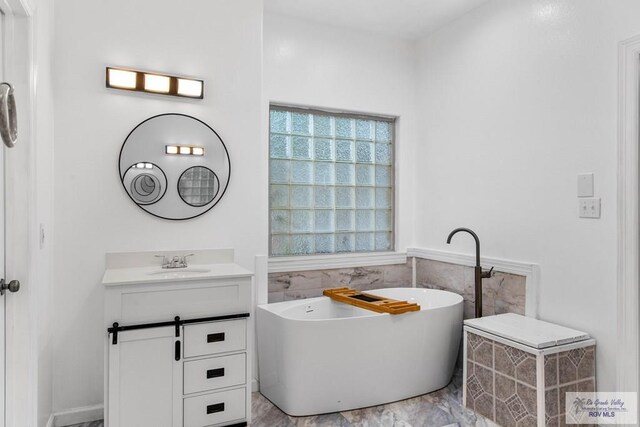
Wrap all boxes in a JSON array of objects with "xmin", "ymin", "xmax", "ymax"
[{"xmin": 264, "ymin": 0, "xmax": 491, "ymax": 40}]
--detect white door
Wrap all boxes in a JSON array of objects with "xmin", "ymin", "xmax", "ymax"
[
  {"xmin": 0, "ymin": 12, "xmax": 6, "ymax": 427},
  {"xmin": 0, "ymin": 10, "xmax": 22, "ymax": 427}
]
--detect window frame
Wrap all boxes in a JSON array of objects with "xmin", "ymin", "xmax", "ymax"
[{"xmin": 268, "ymin": 103, "xmax": 397, "ymax": 257}]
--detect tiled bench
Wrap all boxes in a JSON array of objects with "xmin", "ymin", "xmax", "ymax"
[{"xmin": 463, "ymin": 314, "xmax": 596, "ymax": 427}]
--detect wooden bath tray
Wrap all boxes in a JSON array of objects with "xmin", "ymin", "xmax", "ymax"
[{"xmin": 323, "ymin": 287, "xmax": 420, "ymax": 315}]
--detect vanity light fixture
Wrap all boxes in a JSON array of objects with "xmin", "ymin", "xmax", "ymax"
[
  {"xmin": 165, "ymin": 145, "xmax": 205, "ymax": 156},
  {"xmin": 106, "ymin": 67, "xmax": 204, "ymax": 99},
  {"xmin": 134, "ymin": 162, "xmax": 154, "ymax": 169}
]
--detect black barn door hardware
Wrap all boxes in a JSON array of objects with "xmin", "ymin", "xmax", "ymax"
[
  {"xmin": 175, "ymin": 316, "xmax": 181, "ymax": 337},
  {"xmin": 107, "ymin": 312, "xmax": 250, "ymax": 345},
  {"xmin": 111, "ymin": 322, "xmax": 119, "ymax": 345},
  {"xmin": 174, "ymin": 316, "xmax": 181, "ymax": 361},
  {"xmin": 175, "ymin": 341, "xmax": 181, "ymax": 361}
]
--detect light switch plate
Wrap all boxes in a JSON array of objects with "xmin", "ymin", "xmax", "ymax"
[
  {"xmin": 577, "ymin": 173, "xmax": 594, "ymax": 197},
  {"xmin": 579, "ymin": 198, "xmax": 601, "ymax": 218}
]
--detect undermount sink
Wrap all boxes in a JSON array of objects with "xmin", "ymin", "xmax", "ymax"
[{"xmin": 147, "ymin": 267, "xmax": 211, "ymax": 276}]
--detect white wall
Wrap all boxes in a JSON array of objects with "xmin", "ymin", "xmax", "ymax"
[
  {"xmin": 33, "ymin": 0, "xmax": 56, "ymax": 424},
  {"xmin": 50, "ymin": 0, "xmax": 638, "ymax": 412},
  {"xmin": 263, "ymin": 13, "xmax": 418, "ymax": 253},
  {"xmin": 415, "ymin": 0, "xmax": 640, "ymax": 391},
  {"xmin": 52, "ymin": 0, "xmax": 265, "ymax": 412}
]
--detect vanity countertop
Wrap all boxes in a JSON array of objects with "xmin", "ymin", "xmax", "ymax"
[
  {"xmin": 102, "ymin": 249, "xmax": 253, "ymax": 286},
  {"xmin": 102, "ymin": 262, "xmax": 253, "ymax": 286}
]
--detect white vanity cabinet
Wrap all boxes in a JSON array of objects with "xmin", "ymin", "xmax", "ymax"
[{"xmin": 103, "ymin": 249, "xmax": 253, "ymax": 427}]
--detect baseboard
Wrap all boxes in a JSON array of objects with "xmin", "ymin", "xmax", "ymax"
[
  {"xmin": 52, "ymin": 404, "xmax": 104, "ymax": 427},
  {"xmin": 51, "ymin": 383, "xmax": 255, "ymax": 425}
]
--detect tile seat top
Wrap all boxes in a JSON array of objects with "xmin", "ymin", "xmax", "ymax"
[{"xmin": 464, "ymin": 313, "xmax": 590, "ymax": 349}]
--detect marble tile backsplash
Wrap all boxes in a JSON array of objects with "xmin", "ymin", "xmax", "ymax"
[
  {"xmin": 268, "ymin": 260, "xmax": 412, "ymax": 303},
  {"xmin": 416, "ymin": 258, "xmax": 526, "ymax": 319},
  {"xmin": 268, "ymin": 257, "xmax": 527, "ymax": 318}
]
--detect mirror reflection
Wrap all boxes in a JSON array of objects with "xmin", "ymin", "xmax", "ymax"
[
  {"xmin": 118, "ymin": 113, "xmax": 231, "ymax": 220},
  {"xmin": 178, "ymin": 166, "xmax": 220, "ymax": 207},
  {"xmin": 122, "ymin": 163, "xmax": 167, "ymax": 205}
]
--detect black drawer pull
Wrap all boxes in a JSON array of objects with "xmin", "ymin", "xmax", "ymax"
[
  {"xmin": 207, "ymin": 332, "xmax": 225, "ymax": 343},
  {"xmin": 207, "ymin": 402, "xmax": 225, "ymax": 414},
  {"xmin": 207, "ymin": 368, "xmax": 225, "ymax": 379}
]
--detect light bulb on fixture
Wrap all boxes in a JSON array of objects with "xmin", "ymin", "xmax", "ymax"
[
  {"xmin": 144, "ymin": 74, "xmax": 171, "ymax": 93},
  {"xmin": 107, "ymin": 68, "xmax": 137, "ymax": 89},
  {"xmin": 177, "ymin": 79, "xmax": 203, "ymax": 98}
]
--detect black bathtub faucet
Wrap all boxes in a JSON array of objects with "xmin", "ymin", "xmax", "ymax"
[{"xmin": 446, "ymin": 227, "xmax": 494, "ymax": 318}]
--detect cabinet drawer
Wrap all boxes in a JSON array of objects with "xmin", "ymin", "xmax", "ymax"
[
  {"xmin": 184, "ymin": 353, "xmax": 246, "ymax": 395},
  {"xmin": 184, "ymin": 320, "xmax": 246, "ymax": 358},
  {"xmin": 184, "ymin": 387, "xmax": 246, "ymax": 427},
  {"xmin": 119, "ymin": 279, "xmax": 251, "ymax": 324}
]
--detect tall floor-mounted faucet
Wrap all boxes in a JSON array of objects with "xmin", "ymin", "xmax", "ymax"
[{"xmin": 446, "ymin": 227, "xmax": 493, "ymax": 318}]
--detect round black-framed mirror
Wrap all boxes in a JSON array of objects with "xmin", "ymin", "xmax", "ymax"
[{"xmin": 118, "ymin": 113, "xmax": 231, "ymax": 220}]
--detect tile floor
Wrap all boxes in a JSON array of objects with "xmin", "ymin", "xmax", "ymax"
[
  {"xmin": 67, "ymin": 370, "xmax": 494, "ymax": 427},
  {"xmin": 66, "ymin": 422, "xmax": 103, "ymax": 427},
  {"xmin": 251, "ymin": 369, "xmax": 495, "ymax": 427}
]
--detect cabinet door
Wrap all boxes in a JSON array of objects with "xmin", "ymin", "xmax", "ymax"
[{"xmin": 108, "ymin": 326, "xmax": 181, "ymax": 427}]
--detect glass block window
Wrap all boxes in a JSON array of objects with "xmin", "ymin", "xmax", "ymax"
[{"xmin": 269, "ymin": 105, "xmax": 394, "ymax": 256}]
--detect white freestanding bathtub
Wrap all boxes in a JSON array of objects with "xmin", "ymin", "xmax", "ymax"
[{"xmin": 257, "ymin": 287, "xmax": 463, "ymax": 416}]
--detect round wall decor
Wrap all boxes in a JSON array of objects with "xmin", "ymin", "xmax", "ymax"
[{"xmin": 118, "ymin": 113, "xmax": 231, "ymax": 220}]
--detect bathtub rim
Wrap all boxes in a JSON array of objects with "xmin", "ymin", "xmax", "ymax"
[{"xmin": 258, "ymin": 287, "xmax": 463, "ymax": 322}]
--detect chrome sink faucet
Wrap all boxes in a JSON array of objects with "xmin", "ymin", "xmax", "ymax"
[
  {"xmin": 446, "ymin": 228, "xmax": 493, "ymax": 318},
  {"xmin": 155, "ymin": 254, "xmax": 195, "ymax": 269}
]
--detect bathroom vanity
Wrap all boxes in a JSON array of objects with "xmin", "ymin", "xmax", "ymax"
[{"xmin": 102, "ymin": 249, "xmax": 253, "ymax": 427}]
